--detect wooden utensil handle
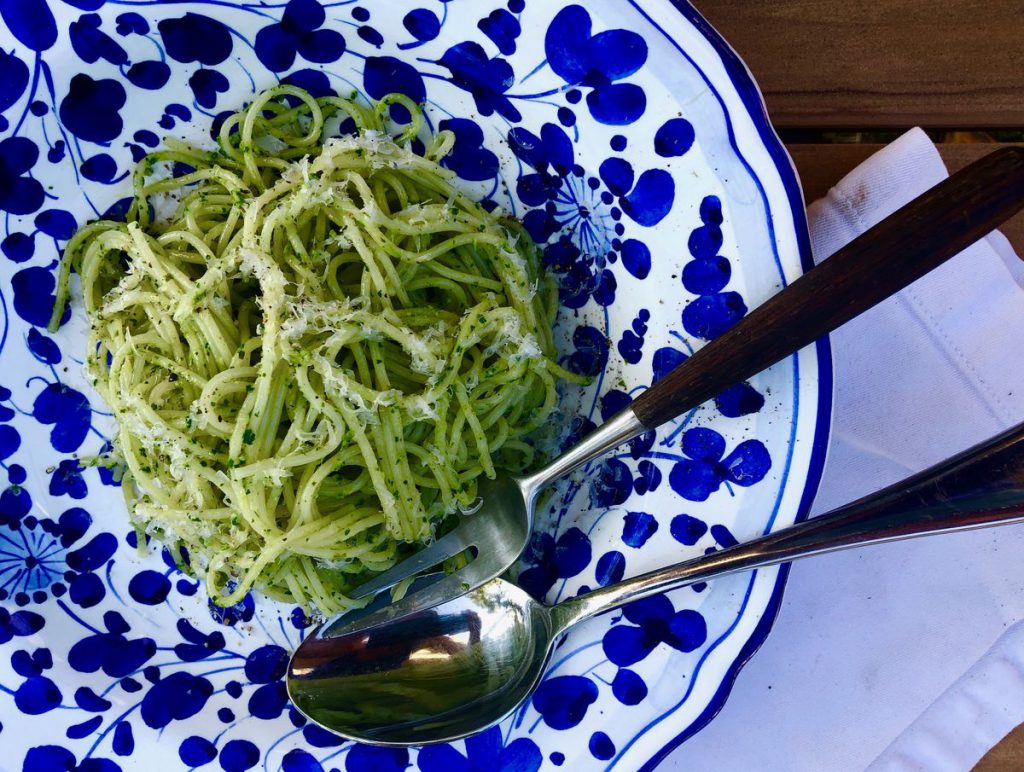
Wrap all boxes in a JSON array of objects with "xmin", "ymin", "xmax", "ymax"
[
  {"xmin": 556, "ymin": 416, "xmax": 1024, "ymax": 632},
  {"xmin": 631, "ymin": 147, "xmax": 1024, "ymax": 430}
]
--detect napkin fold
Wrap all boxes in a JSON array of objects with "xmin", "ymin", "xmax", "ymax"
[{"xmin": 669, "ymin": 129, "xmax": 1024, "ymax": 771}]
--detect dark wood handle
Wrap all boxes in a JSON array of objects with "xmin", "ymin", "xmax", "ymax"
[
  {"xmin": 631, "ymin": 146, "xmax": 1024, "ymax": 429},
  {"xmin": 571, "ymin": 417, "xmax": 1024, "ymax": 628}
]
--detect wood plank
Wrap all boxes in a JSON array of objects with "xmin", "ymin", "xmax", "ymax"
[
  {"xmin": 696, "ymin": 1, "xmax": 1024, "ymax": 129},
  {"xmin": 975, "ymin": 722, "xmax": 1024, "ymax": 770},
  {"xmin": 787, "ymin": 143, "xmax": 1024, "ymax": 254}
]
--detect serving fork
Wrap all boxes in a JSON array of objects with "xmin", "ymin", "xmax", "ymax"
[{"xmin": 342, "ymin": 146, "xmax": 1024, "ymax": 626}]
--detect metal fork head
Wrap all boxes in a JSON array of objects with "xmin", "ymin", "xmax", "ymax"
[{"xmin": 337, "ymin": 474, "xmax": 533, "ymax": 628}]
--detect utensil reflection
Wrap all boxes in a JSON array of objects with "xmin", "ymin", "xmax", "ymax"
[{"xmin": 288, "ymin": 582, "xmax": 550, "ymax": 745}]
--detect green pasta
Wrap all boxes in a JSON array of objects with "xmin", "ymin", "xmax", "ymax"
[{"xmin": 50, "ymin": 86, "xmax": 583, "ymax": 615}]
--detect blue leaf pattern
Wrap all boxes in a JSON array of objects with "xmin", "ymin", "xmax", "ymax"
[{"xmin": 0, "ymin": 0, "xmax": 824, "ymax": 768}]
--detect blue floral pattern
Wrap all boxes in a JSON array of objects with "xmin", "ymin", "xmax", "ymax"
[{"xmin": 0, "ymin": 1, "xmax": 827, "ymax": 770}]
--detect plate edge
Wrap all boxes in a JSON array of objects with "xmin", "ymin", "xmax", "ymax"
[{"xmin": 635, "ymin": 1, "xmax": 835, "ymax": 768}]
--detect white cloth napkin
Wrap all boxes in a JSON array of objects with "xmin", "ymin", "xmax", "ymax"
[{"xmin": 665, "ymin": 129, "xmax": 1024, "ymax": 771}]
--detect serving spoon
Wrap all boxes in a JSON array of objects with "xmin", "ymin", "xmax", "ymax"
[
  {"xmin": 341, "ymin": 147, "xmax": 1024, "ymax": 621},
  {"xmin": 289, "ymin": 419, "xmax": 1024, "ymax": 744}
]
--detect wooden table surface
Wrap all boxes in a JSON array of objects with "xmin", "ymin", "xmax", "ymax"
[
  {"xmin": 694, "ymin": 1, "xmax": 1024, "ymax": 767},
  {"xmin": 698, "ymin": 0, "xmax": 1024, "ymax": 252}
]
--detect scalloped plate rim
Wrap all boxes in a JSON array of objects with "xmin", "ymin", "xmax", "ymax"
[{"xmin": 635, "ymin": 0, "xmax": 833, "ymax": 767}]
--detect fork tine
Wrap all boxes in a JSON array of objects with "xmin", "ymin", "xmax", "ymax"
[
  {"xmin": 347, "ymin": 519, "xmax": 478, "ymax": 599},
  {"xmin": 323, "ymin": 549, "xmax": 509, "ymax": 639}
]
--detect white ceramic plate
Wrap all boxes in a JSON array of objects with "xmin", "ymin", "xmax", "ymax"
[{"xmin": 0, "ymin": 1, "xmax": 829, "ymax": 769}]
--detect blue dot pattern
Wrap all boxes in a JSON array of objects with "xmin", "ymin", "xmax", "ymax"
[{"xmin": 0, "ymin": 0, "xmax": 826, "ymax": 769}]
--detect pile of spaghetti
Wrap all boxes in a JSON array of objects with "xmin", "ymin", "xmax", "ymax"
[{"xmin": 50, "ymin": 86, "xmax": 580, "ymax": 614}]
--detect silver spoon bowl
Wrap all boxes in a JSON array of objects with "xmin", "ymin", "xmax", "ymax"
[
  {"xmin": 288, "ymin": 579, "xmax": 549, "ymax": 745},
  {"xmin": 288, "ymin": 419, "xmax": 1024, "ymax": 745}
]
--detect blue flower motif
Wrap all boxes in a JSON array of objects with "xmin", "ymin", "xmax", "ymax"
[
  {"xmin": 566, "ymin": 324, "xmax": 608, "ymax": 376},
  {"xmin": 0, "ymin": 606, "xmax": 44, "ymax": 644},
  {"xmin": 655, "ymin": 117, "xmax": 696, "ymax": 158},
  {"xmin": 128, "ymin": 569, "xmax": 172, "ymax": 606},
  {"xmin": 114, "ymin": 12, "xmax": 148, "ymax": 36},
  {"xmin": 346, "ymin": 745, "xmax": 408, "ymax": 772},
  {"xmin": 189, "ymin": 69, "xmax": 230, "ymax": 109},
  {"xmin": 24, "ymin": 746, "xmax": 122, "ymax": 772},
  {"xmin": 682, "ymin": 195, "xmax": 748, "ymax": 340},
  {"xmin": 178, "ymin": 736, "xmax": 217, "ymax": 768},
  {"xmin": 0, "ymin": 519, "xmax": 67, "ymax": 603},
  {"xmin": 532, "ymin": 675, "xmax": 598, "ymax": 730},
  {"xmin": 0, "ymin": 476, "xmax": 32, "ymax": 527},
  {"xmin": 58, "ymin": 74, "xmax": 126, "ymax": 144},
  {"xmin": 517, "ymin": 527, "xmax": 592, "ymax": 599},
  {"xmin": 0, "ymin": 48, "xmax": 29, "ymax": 131},
  {"xmin": 158, "ymin": 12, "xmax": 233, "ymax": 66},
  {"xmin": 617, "ymin": 309, "xmax": 649, "ymax": 364},
  {"xmin": 10, "ymin": 646, "xmax": 53, "ymax": 678},
  {"xmin": 438, "ymin": 42, "xmax": 520, "ymax": 121},
  {"xmin": 508, "ymin": 123, "xmax": 574, "ymax": 205},
  {"xmin": 0, "ymin": 422, "xmax": 19, "ymax": 462},
  {"xmin": 478, "ymin": 9, "xmax": 520, "ymax": 55},
  {"xmin": 69, "ymin": 13, "xmax": 127, "ymax": 66},
  {"xmin": 68, "ymin": 610, "xmax": 157, "ymax": 678},
  {"xmin": 622, "ymin": 511, "xmax": 658, "ymax": 548},
  {"xmin": 126, "ymin": 60, "xmax": 171, "ymax": 91},
  {"xmin": 0, "ymin": 427, "xmax": 105, "ymax": 613},
  {"xmin": 0, "ymin": 137, "xmax": 44, "ymax": 215},
  {"xmin": 505, "ymin": 123, "xmax": 669, "ymax": 311},
  {"xmin": 602, "ymin": 594, "xmax": 708, "ymax": 667},
  {"xmin": 141, "ymin": 671, "xmax": 214, "ymax": 729},
  {"xmin": 34, "ymin": 208, "xmax": 76, "ymax": 240},
  {"xmin": 668, "ymin": 427, "xmax": 771, "ymax": 502},
  {"xmin": 634, "ymin": 460, "xmax": 663, "ymax": 495},
  {"xmin": 254, "ymin": 0, "xmax": 345, "ymax": 72},
  {"xmin": 669, "ymin": 513, "xmax": 707, "ymax": 546},
  {"xmin": 14, "ymin": 672, "xmax": 62, "ymax": 715},
  {"xmin": 439, "ymin": 118, "xmax": 498, "ymax": 182},
  {"xmin": 590, "ymin": 458, "xmax": 632, "ymax": 511},
  {"xmin": 402, "ymin": 9, "xmax": 441, "ymax": 46},
  {"xmin": 0, "ymin": 0, "xmax": 58, "ymax": 51},
  {"xmin": 208, "ymin": 587, "xmax": 255, "ymax": 626},
  {"xmin": 419, "ymin": 726, "xmax": 542, "ymax": 772},
  {"xmin": 49, "ymin": 458, "xmax": 87, "ymax": 499},
  {"xmin": 545, "ymin": 5, "xmax": 648, "ymax": 125},
  {"xmin": 506, "ymin": 121, "xmax": 617, "ymax": 280},
  {"xmin": 598, "ymin": 158, "xmax": 675, "ymax": 227},
  {"xmin": 282, "ymin": 68, "xmax": 336, "ymax": 100},
  {"xmin": 363, "ymin": 55, "xmax": 425, "ymax": 122},
  {"xmin": 33, "ymin": 381, "xmax": 91, "ymax": 453}
]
